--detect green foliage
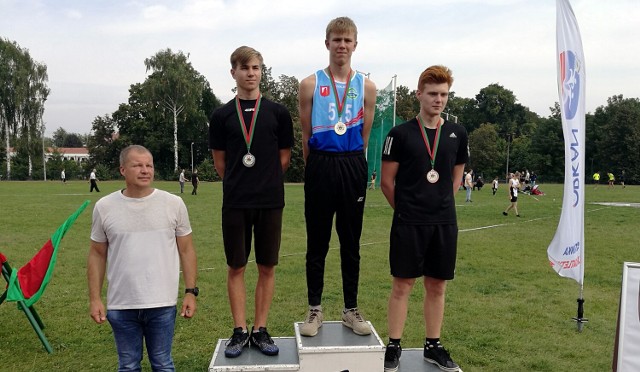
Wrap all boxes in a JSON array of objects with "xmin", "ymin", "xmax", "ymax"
[
  {"xmin": 468, "ymin": 123, "xmax": 502, "ymax": 177},
  {"xmin": 0, "ymin": 181, "xmax": 638, "ymax": 371},
  {"xmin": 195, "ymin": 157, "xmax": 217, "ymax": 182},
  {"xmin": 0, "ymin": 37, "xmax": 49, "ymax": 180}
]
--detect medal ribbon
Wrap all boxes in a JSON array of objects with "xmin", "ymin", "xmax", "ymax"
[
  {"xmin": 235, "ymin": 94, "xmax": 262, "ymax": 152},
  {"xmin": 328, "ymin": 68, "xmax": 352, "ymax": 122},
  {"xmin": 417, "ymin": 115, "xmax": 442, "ymax": 170}
]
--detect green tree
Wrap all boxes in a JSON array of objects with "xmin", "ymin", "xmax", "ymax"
[
  {"xmin": 593, "ymin": 95, "xmax": 640, "ymax": 184},
  {"xmin": 86, "ymin": 114, "xmax": 122, "ymax": 179},
  {"xmin": 52, "ymin": 127, "xmax": 68, "ymax": 147},
  {"xmin": 144, "ymin": 48, "xmax": 205, "ymax": 171},
  {"xmin": 468, "ymin": 123, "xmax": 502, "ymax": 178},
  {"xmin": 62, "ymin": 133, "xmax": 84, "ymax": 147},
  {"xmin": 395, "ymin": 85, "xmax": 419, "ymax": 122},
  {"xmin": 529, "ymin": 116, "xmax": 564, "ymax": 182},
  {"xmin": 0, "ymin": 38, "xmax": 49, "ymax": 180}
]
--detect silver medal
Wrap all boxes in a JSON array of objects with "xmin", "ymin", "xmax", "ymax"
[
  {"xmin": 426, "ymin": 169, "xmax": 439, "ymax": 183},
  {"xmin": 242, "ymin": 153, "xmax": 256, "ymax": 168},
  {"xmin": 334, "ymin": 121, "xmax": 347, "ymax": 135}
]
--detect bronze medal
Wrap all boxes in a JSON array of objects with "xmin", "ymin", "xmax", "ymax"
[{"xmin": 426, "ymin": 169, "xmax": 439, "ymax": 183}]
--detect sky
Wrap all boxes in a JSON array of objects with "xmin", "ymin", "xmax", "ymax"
[{"xmin": 1, "ymin": 0, "xmax": 639, "ymax": 136}]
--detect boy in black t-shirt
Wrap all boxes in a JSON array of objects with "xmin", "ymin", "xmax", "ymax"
[
  {"xmin": 209, "ymin": 46, "xmax": 294, "ymax": 359},
  {"xmin": 380, "ymin": 65, "xmax": 468, "ymax": 372}
]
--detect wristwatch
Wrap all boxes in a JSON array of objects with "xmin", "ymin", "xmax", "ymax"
[{"xmin": 185, "ymin": 287, "xmax": 199, "ymax": 297}]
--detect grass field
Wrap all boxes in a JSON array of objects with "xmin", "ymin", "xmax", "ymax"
[{"xmin": 0, "ymin": 179, "xmax": 639, "ymax": 371}]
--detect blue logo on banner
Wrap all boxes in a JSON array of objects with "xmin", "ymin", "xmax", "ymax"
[{"xmin": 559, "ymin": 51, "xmax": 581, "ymax": 120}]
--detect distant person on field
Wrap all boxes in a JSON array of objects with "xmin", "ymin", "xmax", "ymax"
[
  {"xmin": 209, "ymin": 45, "xmax": 294, "ymax": 358},
  {"xmin": 61, "ymin": 169, "xmax": 66, "ymax": 184},
  {"xmin": 369, "ymin": 170, "xmax": 377, "ymax": 190},
  {"xmin": 179, "ymin": 169, "xmax": 186, "ymax": 194},
  {"xmin": 191, "ymin": 169, "xmax": 199, "ymax": 195},
  {"xmin": 620, "ymin": 170, "xmax": 626, "ymax": 188},
  {"xmin": 464, "ymin": 169, "xmax": 473, "ymax": 202},
  {"xmin": 492, "ymin": 176, "xmax": 499, "ymax": 195},
  {"xmin": 608, "ymin": 172, "xmax": 615, "ymax": 188},
  {"xmin": 381, "ymin": 65, "xmax": 468, "ymax": 372},
  {"xmin": 89, "ymin": 168, "xmax": 100, "ymax": 192},
  {"xmin": 592, "ymin": 171, "xmax": 600, "ymax": 189},
  {"xmin": 503, "ymin": 172, "xmax": 521, "ymax": 217},
  {"xmin": 87, "ymin": 145, "xmax": 198, "ymax": 371}
]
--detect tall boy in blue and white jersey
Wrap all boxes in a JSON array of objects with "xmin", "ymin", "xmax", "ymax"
[{"xmin": 298, "ymin": 16, "xmax": 377, "ymax": 337}]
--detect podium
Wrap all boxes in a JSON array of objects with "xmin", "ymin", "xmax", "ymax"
[{"xmin": 209, "ymin": 321, "xmax": 449, "ymax": 371}]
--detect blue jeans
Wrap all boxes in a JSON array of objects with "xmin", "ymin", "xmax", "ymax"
[
  {"xmin": 107, "ymin": 306, "xmax": 177, "ymax": 372},
  {"xmin": 466, "ymin": 186, "xmax": 472, "ymax": 201}
]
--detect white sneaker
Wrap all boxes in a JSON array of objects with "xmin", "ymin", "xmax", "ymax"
[
  {"xmin": 299, "ymin": 308, "xmax": 323, "ymax": 337},
  {"xmin": 342, "ymin": 308, "xmax": 371, "ymax": 335}
]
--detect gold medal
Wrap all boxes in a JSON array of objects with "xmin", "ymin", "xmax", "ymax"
[
  {"xmin": 426, "ymin": 169, "xmax": 439, "ymax": 183},
  {"xmin": 334, "ymin": 121, "xmax": 347, "ymax": 135},
  {"xmin": 242, "ymin": 153, "xmax": 255, "ymax": 168}
]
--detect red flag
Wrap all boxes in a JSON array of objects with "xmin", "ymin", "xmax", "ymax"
[{"xmin": 6, "ymin": 201, "xmax": 90, "ymax": 307}]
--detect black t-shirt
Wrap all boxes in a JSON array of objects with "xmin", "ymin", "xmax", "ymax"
[
  {"xmin": 381, "ymin": 118, "xmax": 469, "ymax": 224},
  {"xmin": 209, "ymin": 97, "xmax": 294, "ymax": 208}
]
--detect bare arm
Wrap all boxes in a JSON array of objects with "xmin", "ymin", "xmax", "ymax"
[
  {"xmin": 361, "ymin": 78, "xmax": 377, "ymax": 149},
  {"xmin": 177, "ymin": 233, "xmax": 197, "ymax": 318},
  {"xmin": 280, "ymin": 148, "xmax": 291, "ymax": 173},
  {"xmin": 452, "ymin": 164, "xmax": 465, "ymax": 195},
  {"xmin": 87, "ymin": 240, "xmax": 108, "ymax": 324},
  {"xmin": 298, "ymin": 74, "xmax": 315, "ymax": 165},
  {"xmin": 212, "ymin": 150, "xmax": 226, "ymax": 180},
  {"xmin": 381, "ymin": 160, "xmax": 399, "ymax": 209}
]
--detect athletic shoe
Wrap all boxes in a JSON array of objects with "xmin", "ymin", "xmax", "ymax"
[
  {"xmin": 424, "ymin": 342, "xmax": 460, "ymax": 371},
  {"xmin": 502, "ymin": 211, "xmax": 508, "ymax": 216},
  {"xmin": 224, "ymin": 327, "xmax": 249, "ymax": 358},
  {"xmin": 342, "ymin": 308, "xmax": 371, "ymax": 335},
  {"xmin": 300, "ymin": 308, "xmax": 323, "ymax": 336},
  {"xmin": 384, "ymin": 343, "xmax": 402, "ymax": 372},
  {"xmin": 249, "ymin": 327, "xmax": 279, "ymax": 356}
]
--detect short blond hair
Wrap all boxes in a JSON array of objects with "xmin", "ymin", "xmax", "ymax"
[
  {"xmin": 325, "ymin": 16, "xmax": 358, "ymax": 40},
  {"xmin": 230, "ymin": 46, "xmax": 264, "ymax": 69}
]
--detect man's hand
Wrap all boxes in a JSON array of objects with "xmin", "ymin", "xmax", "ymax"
[
  {"xmin": 89, "ymin": 299, "xmax": 107, "ymax": 324},
  {"xmin": 180, "ymin": 295, "xmax": 197, "ymax": 318}
]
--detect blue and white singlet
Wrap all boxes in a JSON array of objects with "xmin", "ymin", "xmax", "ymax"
[{"xmin": 308, "ymin": 69, "xmax": 366, "ymax": 152}]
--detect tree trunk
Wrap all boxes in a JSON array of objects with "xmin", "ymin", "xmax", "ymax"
[{"xmin": 173, "ymin": 107, "xmax": 178, "ymax": 171}]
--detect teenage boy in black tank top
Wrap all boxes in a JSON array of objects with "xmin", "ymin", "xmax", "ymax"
[{"xmin": 380, "ymin": 65, "xmax": 468, "ymax": 372}]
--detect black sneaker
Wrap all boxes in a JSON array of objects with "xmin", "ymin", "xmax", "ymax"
[
  {"xmin": 424, "ymin": 342, "xmax": 459, "ymax": 371},
  {"xmin": 249, "ymin": 327, "xmax": 279, "ymax": 356},
  {"xmin": 224, "ymin": 327, "xmax": 249, "ymax": 358},
  {"xmin": 384, "ymin": 343, "xmax": 402, "ymax": 372}
]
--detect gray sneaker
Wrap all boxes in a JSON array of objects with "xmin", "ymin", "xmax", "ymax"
[
  {"xmin": 299, "ymin": 308, "xmax": 323, "ymax": 337},
  {"xmin": 342, "ymin": 308, "xmax": 371, "ymax": 335}
]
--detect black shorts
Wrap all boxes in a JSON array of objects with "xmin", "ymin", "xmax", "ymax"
[
  {"xmin": 510, "ymin": 196, "xmax": 518, "ymax": 203},
  {"xmin": 222, "ymin": 208, "xmax": 283, "ymax": 268},
  {"xmin": 389, "ymin": 224, "xmax": 458, "ymax": 280}
]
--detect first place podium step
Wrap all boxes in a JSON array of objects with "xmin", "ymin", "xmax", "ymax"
[{"xmin": 294, "ymin": 321, "xmax": 384, "ymax": 372}]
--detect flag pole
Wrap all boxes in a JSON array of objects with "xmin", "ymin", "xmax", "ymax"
[
  {"xmin": 392, "ymin": 75, "xmax": 397, "ymax": 127},
  {"xmin": 573, "ymin": 284, "xmax": 587, "ymax": 332}
]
